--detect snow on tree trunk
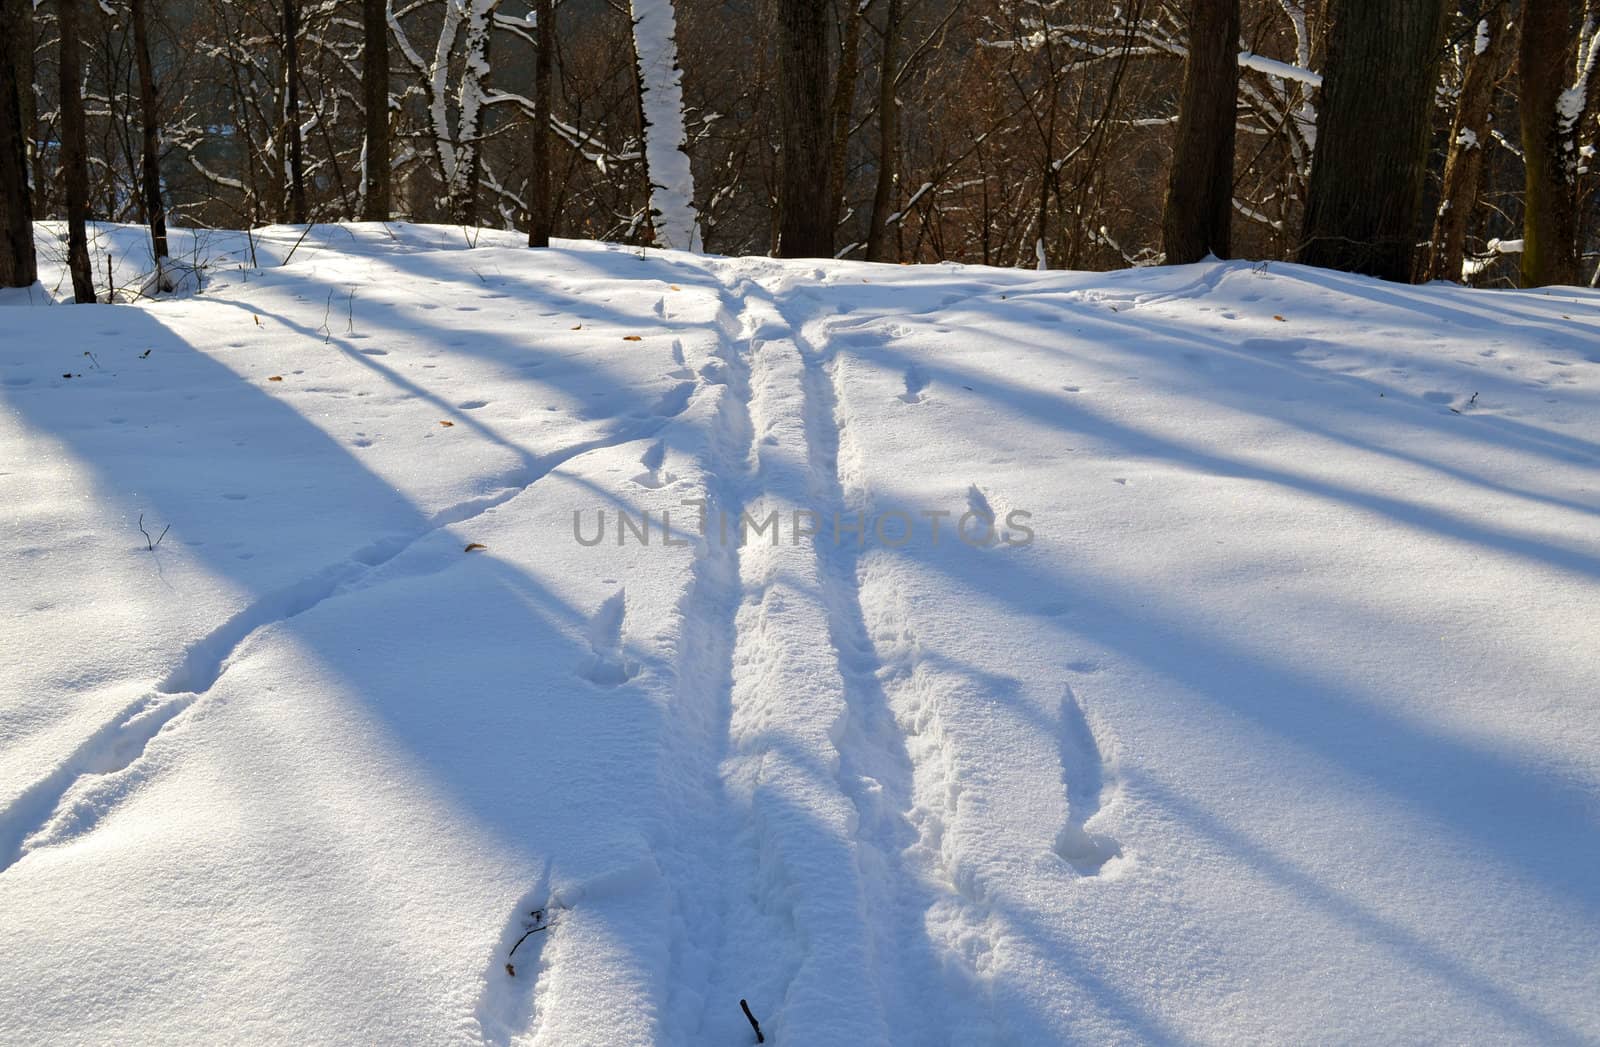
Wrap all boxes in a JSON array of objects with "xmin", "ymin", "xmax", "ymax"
[
  {"xmin": 1519, "ymin": 0, "xmax": 1585, "ymax": 287},
  {"xmin": 629, "ymin": 0, "xmax": 701, "ymax": 251},
  {"xmin": 439, "ymin": 0, "xmax": 499, "ymax": 222},
  {"xmin": 1425, "ymin": 3, "xmax": 1509, "ymax": 283}
]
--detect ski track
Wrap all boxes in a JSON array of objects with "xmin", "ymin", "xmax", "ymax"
[
  {"xmin": 669, "ymin": 262, "xmax": 1003, "ymax": 1045},
  {"xmin": 0, "ymin": 403, "xmax": 697, "ymax": 879},
  {"xmin": 791, "ymin": 275, "xmax": 1007, "ymax": 1042},
  {"xmin": 2, "ymin": 252, "xmax": 1119, "ymax": 1041}
]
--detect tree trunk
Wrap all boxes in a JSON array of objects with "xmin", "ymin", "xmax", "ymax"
[
  {"xmin": 1299, "ymin": 0, "xmax": 1448, "ymax": 282},
  {"xmin": 827, "ymin": 0, "xmax": 868, "ymax": 234},
  {"xmin": 864, "ymin": 0, "xmax": 901, "ymax": 262},
  {"xmin": 1425, "ymin": 2, "xmax": 1510, "ymax": 283},
  {"xmin": 447, "ymin": 0, "xmax": 499, "ymax": 224},
  {"xmin": 130, "ymin": 0, "xmax": 169, "ymax": 267},
  {"xmin": 775, "ymin": 0, "xmax": 832, "ymax": 258},
  {"xmin": 1161, "ymin": 0, "xmax": 1239, "ymax": 264},
  {"xmin": 1519, "ymin": 0, "xmax": 1581, "ymax": 287},
  {"xmin": 528, "ymin": 0, "xmax": 553, "ymax": 247},
  {"xmin": 281, "ymin": 0, "xmax": 307, "ymax": 224},
  {"xmin": 361, "ymin": 0, "xmax": 390, "ymax": 220},
  {"xmin": 629, "ymin": 0, "xmax": 700, "ymax": 250},
  {"xmin": 58, "ymin": 0, "xmax": 95, "ymax": 302},
  {"xmin": 0, "ymin": 0, "xmax": 35, "ymax": 287}
]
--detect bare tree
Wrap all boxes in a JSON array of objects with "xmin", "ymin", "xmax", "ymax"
[
  {"xmin": 281, "ymin": 0, "xmax": 307, "ymax": 223},
  {"xmin": 776, "ymin": 0, "xmax": 833, "ymax": 257},
  {"xmin": 829, "ymin": 0, "xmax": 870, "ymax": 233},
  {"xmin": 865, "ymin": 0, "xmax": 902, "ymax": 261},
  {"xmin": 130, "ymin": 0, "xmax": 170, "ymax": 273},
  {"xmin": 1426, "ymin": 2, "xmax": 1512, "ymax": 283},
  {"xmin": 361, "ymin": 0, "xmax": 391, "ymax": 220},
  {"xmin": 528, "ymin": 0, "xmax": 554, "ymax": 246},
  {"xmin": 1518, "ymin": 0, "xmax": 1594, "ymax": 287},
  {"xmin": 0, "ymin": 0, "xmax": 35, "ymax": 287},
  {"xmin": 1162, "ymin": 0, "xmax": 1240, "ymax": 263},
  {"xmin": 629, "ymin": 0, "xmax": 701, "ymax": 249},
  {"xmin": 1300, "ymin": 0, "xmax": 1448, "ymax": 281},
  {"xmin": 59, "ymin": 0, "xmax": 97, "ymax": 301}
]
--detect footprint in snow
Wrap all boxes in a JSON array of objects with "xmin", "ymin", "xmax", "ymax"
[
  {"xmin": 631, "ymin": 440, "xmax": 675, "ymax": 490},
  {"xmin": 581, "ymin": 589, "xmax": 640, "ymax": 688},
  {"xmin": 651, "ymin": 381, "xmax": 696, "ymax": 417},
  {"xmin": 899, "ymin": 367, "xmax": 930, "ymax": 404},
  {"xmin": 458, "ymin": 400, "xmax": 489, "ymax": 411},
  {"xmin": 1054, "ymin": 683, "xmax": 1123, "ymax": 876}
]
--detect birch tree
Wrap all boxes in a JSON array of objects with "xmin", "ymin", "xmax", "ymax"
[{"xmin": 629, "ymin": 0, "xmax": 701, "ymax": 250}]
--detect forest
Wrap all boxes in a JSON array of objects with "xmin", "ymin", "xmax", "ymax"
[{"xmin": 0, "ymin": 0, "xmax": 1597, "ymax": 296}]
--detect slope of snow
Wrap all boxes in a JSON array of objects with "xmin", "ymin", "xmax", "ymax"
[{"xmin": 2, "ymin": 225, "xmax": 1598, "ymax": 1045}]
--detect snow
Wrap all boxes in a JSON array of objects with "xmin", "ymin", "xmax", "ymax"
[
  {"xmin": 3, "ymin": 223, "xmax": 1600, "ymax": 1045},
  {"xmin": 1238, "ymin": 50, "xmax": 1323, "ymax": 88}
]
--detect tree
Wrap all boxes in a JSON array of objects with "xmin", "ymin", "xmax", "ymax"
[
  {"xmin": 629, "ymin": 0, "xmax": 701, "ymax": 250},
  {"xmin": 1161, "ymin": 0, "xmax": 1240, "ymax": 264},
  {"xmin": 775, "ymin": 0, "xmax": 833, "ymax": 258},
  {"xmin": 0, "ymin": 0, "xmax": 35, "ymax": 287},
  {"xmin": 1300, "ymin": 0, "xmax": 1448, "ymax": 281},
  {"xmin": 58, "ymin": 0, "xmax": 96, "ymax": 302},
  {"xmin": 130, "ymin": 0, "xmax": 170, "ymax": 277},
  {"xmin": 281, "ymin": 0, "xmax": 307, "ymax": 223},
  {"xmin": 361, "ymin": 0, "xmax": 391, "ymax": 220},
  {"xmin": 528, "ymin": 0, "xmax": 554, "ymax": 247},
  {"xmin": 828, "ymin": 0, "xmax": 870, "ymax": 234},
  {"xmin": 1518, "ymin": 0, "xmax": 1592, "ymax": 287},
  {"xmin": 864, "ymin": 0, "xmax": 902, "ymax": 262},
  {"xmin": 1426, "ymin": 2, "xmax": 1511, "ymax": 282}
]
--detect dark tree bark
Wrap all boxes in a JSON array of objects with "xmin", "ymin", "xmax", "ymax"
[
  {"xmin": 626, "ymin": 33, "xmax": 658, "ymax": 247},
  {"xmin": 0, "ymin": 0, "xmax": 35, "ymax": 287},
  {"xmin": 528, "ymin": 0, "xmax": 554, "ymax": 247},
  {"xmin": 1299, "ymin": 0, "xmax": 1448, "ymax": 282},
  {"xmin": 281, "ymin": 0, "xmax": 307, "ymax": 224},
  {"xmin": 1518, "ymin": 0, "xmax": 1582, "ymax": 287},
  {"xmin": 130, "ymin": 0, "xmax": 169, "ymax": 265},
  {"xmin": 828, "ymin": 0, "xmax": 868, "ymax": 233},
  {"xmin": 775, "ymin": 0, "xmax": 832, "ymax": 258},
  {"xmin": 360, "ymin": 0, "xmax": 390, "ymax": 220},
  {"xmin": 865, "ymin": 0, "xmax": 902, "ymax": 262},
  {"xmin": 1161, "ymin": 0, "xmax": 1239, "ymax": 264},
  {"xmin": 1425, "ymin": 1, "xmax": 1511, "ymax": 282},
  {"xmin": 58, "ymin": 0, "xmax": 96, "ymax": 302}
]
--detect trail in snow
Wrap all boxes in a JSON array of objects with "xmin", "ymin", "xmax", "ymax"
[
  {"xmin": 6, "ymin": 224, "xmax": 1599, "ymax": 1046},
  {"xmin": 0, "ymin": 401, "xmax": 699, "ymax": 877}
]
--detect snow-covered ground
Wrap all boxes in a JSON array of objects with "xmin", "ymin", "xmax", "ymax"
[{"xmin": 2, "ymin": 223, "xmax": 1598, "ymax": 1045}]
